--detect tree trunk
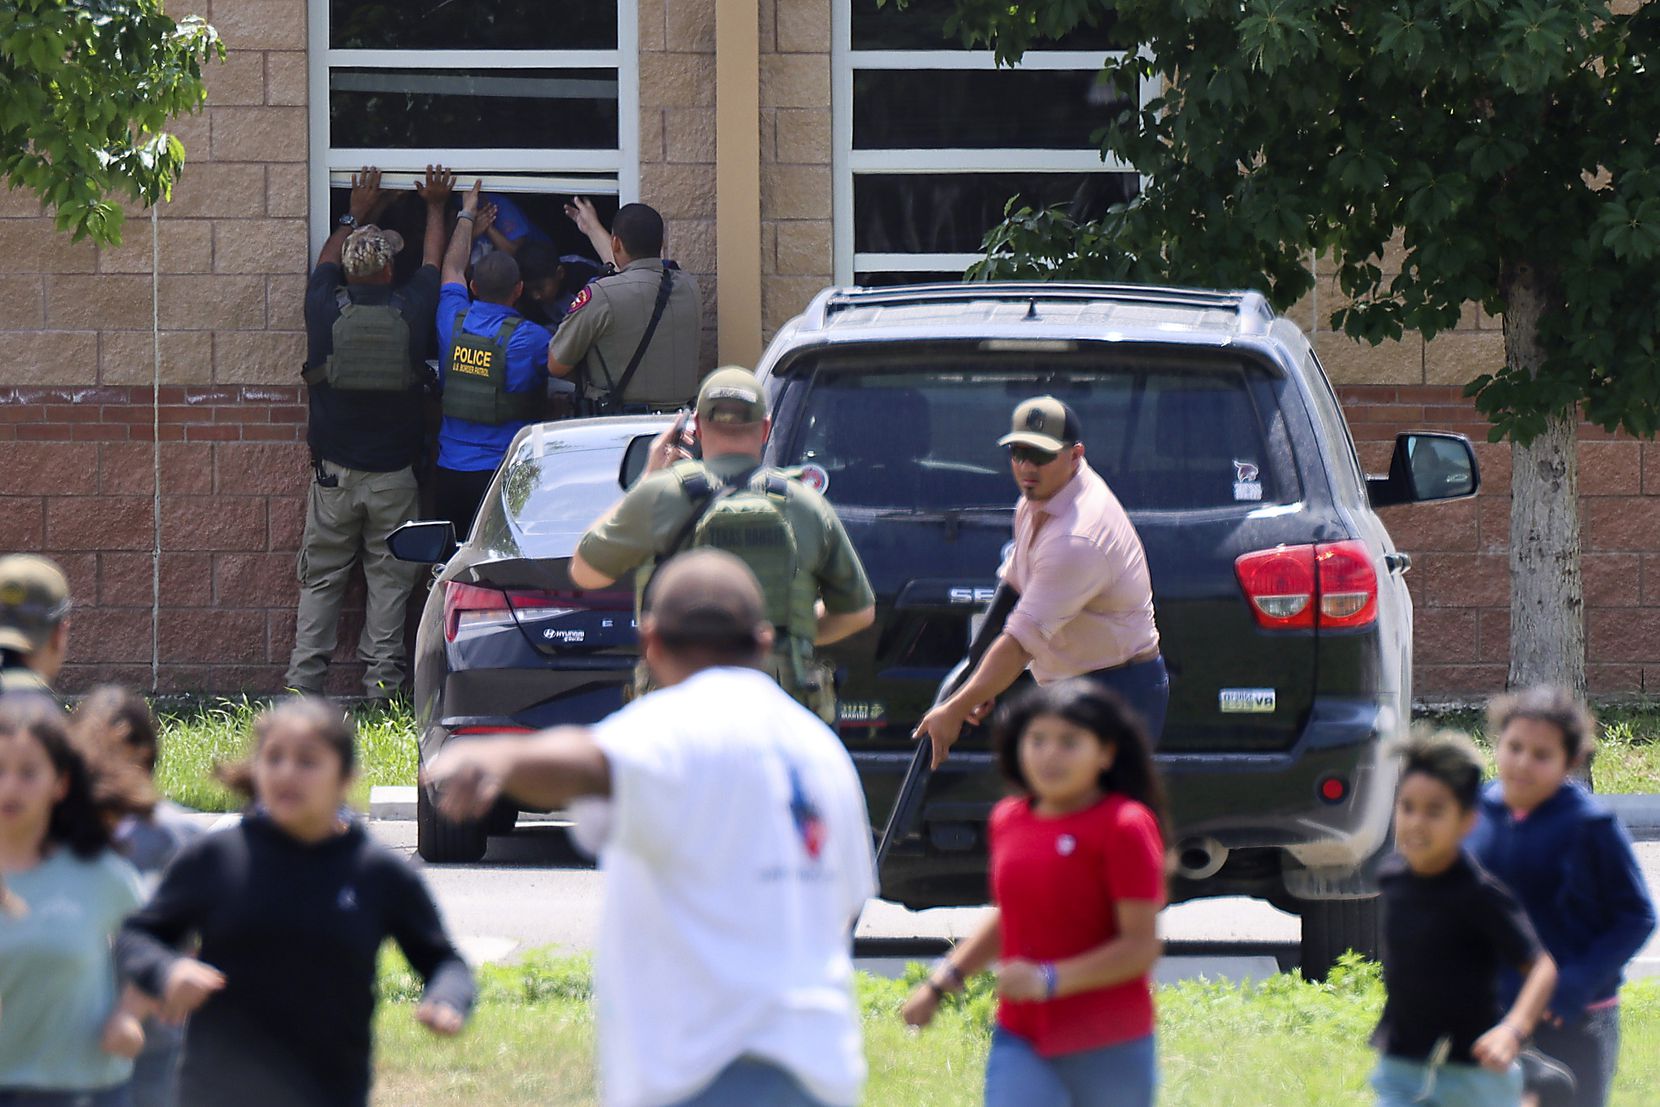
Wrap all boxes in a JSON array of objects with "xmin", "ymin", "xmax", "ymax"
[{"xmin": 1504, "ymin": 261, "xmax": 1585, "ymax": 694}]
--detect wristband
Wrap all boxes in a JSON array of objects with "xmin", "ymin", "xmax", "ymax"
[
  {"xmin": 923, "ymin": 978, "xmax": 945, "ymax": 1000},
  {"xmin": 457, "ymin": 211, "xmax": 476, "ymax": 221},
  {"xmin": 1041, "ymin": 962, "xmax": 1058, "ymax": 1000},
  {"xmin": 931, "ymin": 958, "xmax": 966, "ymax": 992}
]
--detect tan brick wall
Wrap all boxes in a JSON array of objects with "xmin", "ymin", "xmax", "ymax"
[
  {"xmin": 761, "ymin": 0, "xmax": 834, "ymax": 339},
  {"xmin": 639, "ymin": 0, "xmax": 720, "ymax": 371}
]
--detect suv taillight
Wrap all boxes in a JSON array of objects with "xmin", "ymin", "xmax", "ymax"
[{"xmin": 1235, "ymin": 541, "xmax": 1378, "ymax": 631}]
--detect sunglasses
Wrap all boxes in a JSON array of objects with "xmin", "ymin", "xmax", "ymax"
[{"xmin": 1008, "ymin": 444, "xmax": 1060, "ymax": 466}]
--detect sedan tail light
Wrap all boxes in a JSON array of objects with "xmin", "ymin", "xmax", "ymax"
[
  {"xmin": 1236, "ymin": 541, "xmax": 1378, "ymax": 631},
  {"xmin": 443, "ymin": 582, "xmax": 634, "ymax": 642}
]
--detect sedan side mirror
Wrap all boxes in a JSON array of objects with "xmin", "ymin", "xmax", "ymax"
[
  {"xmin": 619, "ymin": 434, "xmax": 657, "ymax": 490},
  {"xmin": 1367, "ymin": 432, "xmax": 1481, "ymax": 508},
  {"xmin": 388, "ymin": 520, "xmax": 458, "ymax": 564}
]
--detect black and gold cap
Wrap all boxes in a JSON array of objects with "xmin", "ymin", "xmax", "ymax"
[
  {"xmin": 997, "ymin": 395, "xmax": 1081, "ymax": 453},
  {"xmin": 0, "ymin": 555, "xmax": 71, "ymax": 654}
]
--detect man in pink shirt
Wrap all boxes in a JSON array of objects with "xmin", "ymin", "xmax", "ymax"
[{"xmin": 914, "ymin": 396, "xmax": 1166, "ymax": 768}]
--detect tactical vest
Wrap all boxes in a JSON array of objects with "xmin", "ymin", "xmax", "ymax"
[
  {"xmin": 441, "ymin": 308, "xmax": 543, "ymax": 426},
  {"xmin": 630, "ymin": 462, "xmax": 835, "ymax": 721},
  {"xmin": 303, "ymin": 290, "xmax": 420, "ymax": 392}
]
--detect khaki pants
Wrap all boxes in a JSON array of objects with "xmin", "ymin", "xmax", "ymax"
[{"xmin": 285, "ymin": 462, "xmax": 423, "ymax": 697}]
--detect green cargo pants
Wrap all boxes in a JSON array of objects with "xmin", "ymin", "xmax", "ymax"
[{"xmin": 285, "ymin": 461, "xmax": 423, "ymax": 697}]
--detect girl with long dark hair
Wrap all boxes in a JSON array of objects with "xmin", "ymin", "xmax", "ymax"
[
  {"xmin": 116, "ymin": 697, "xmax": 474, "ymax": 1107},
  {"xmin": 902, "ymin": 679, "xmax": 1168, "ymax": 1106},
  {"xmin": 0, "ymin": 697, "xmax": 154, "ymax": 1106}
]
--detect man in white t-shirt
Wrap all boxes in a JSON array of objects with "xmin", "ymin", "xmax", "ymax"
[{"xmin": 424, "ymin": 549, "xmax": 876, "ymax": 1107}]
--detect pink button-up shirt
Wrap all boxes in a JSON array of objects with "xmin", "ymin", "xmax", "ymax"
[{"xmin": 999, "ymin": 459, "xmax": 1160, "ymax": 684}]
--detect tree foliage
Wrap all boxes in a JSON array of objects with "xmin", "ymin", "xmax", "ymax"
[
  {"xmin": 0, "ymin": 0, "xmax": 221, "ymax": 245},
  {"xmin": 960, "ymin": 0, "xmax": 1660, "ymax": 444}
]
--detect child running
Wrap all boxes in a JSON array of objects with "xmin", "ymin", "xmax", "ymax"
[
  {"xmin": 902, "ymin": 680, "xmax": 1166, "ymax": 1107},
  {"xmin": 73, "ymin": 686, "xmax": 203, "ymax": 1107},
  {"xmin": 0, "ymin": 697, "xmax": 153, "ymax": 1106},
  {"xmin": 1468, "ymin": 688, "xmax": 1657, "ymax": 1107},
  {"xmin": 1372, "ymin": 733, "xmax": 1558, "ymax": 1107},
  {"xmin": 116, "ymin": 697, "xmax": 475, "ymax": 1107}
]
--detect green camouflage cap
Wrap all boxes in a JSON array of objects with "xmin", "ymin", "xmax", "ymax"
[
  {"xmin": 998, "ymin": 395, "xmax": 1082, "ymax": 453},
  {"xmin": 696, "ymin": 366, "xmax": 769, "ymax": 426},
  {"xmin": 341, "ymin": 224, "xmax": 405, "ymax": 279},
  {"xmin": 0, "ymin": 555, "xmax": 71, "ymax": 654}
]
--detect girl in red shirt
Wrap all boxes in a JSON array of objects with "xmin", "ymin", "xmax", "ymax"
[{"xmin": 903, "ymin": 679, "xmax": 1167, "ymax": 1106}]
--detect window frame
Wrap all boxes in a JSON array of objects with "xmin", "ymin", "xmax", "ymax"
[
  {"xmin": 306, "ymin": 1, "xmax": 640, "ymax": 257},
  {"xmin": 830, "ymin": 1, "xmax": 1153, "ymax": 284}
]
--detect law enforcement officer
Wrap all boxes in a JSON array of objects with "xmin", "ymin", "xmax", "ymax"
[
  {"xmin": 289, "ymin": 165, "xmax": 455, "ymax": 700},
  {"xmin": 914, "ymin": 396, "xmax": 1167, "ymax": 767},
  {"xmin": 569, "ymin": 368, "xmax": 875, "ymax": 721},
  {"xmin": 432, "ymin": 182, "xmax": 559, "ymax": 541},
  {"xmin": 548, "ymin": 200, "xmax": 702, "ymax": 413},
  {"xmin": 0, "ymin": 554, "xmax": 71, "ymax": 702}
]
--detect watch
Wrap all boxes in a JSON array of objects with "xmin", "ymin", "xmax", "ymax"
[{"xmin": 337, "ymin": 213, "xmax": 358, "ymax": 230}]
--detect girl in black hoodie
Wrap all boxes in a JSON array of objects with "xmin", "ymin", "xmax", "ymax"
[{"xmin": 118, "ymin": 698, "xmax": 474, "ymax": 1107}]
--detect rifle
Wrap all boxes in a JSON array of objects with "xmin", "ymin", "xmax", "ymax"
[{"xmin": 874, "ymin": 581, "xmax": 1020, "ymax": 872}]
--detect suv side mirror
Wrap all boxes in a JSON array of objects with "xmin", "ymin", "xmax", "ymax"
[
  {"xmin": 619, "ymin": 434, "xmax": 656, "ymax": 489},
  {"xmin": 1367, "ymin": 432, "xmax": 1481, "ymax": 508},
  {"xmin": 388, "ymin": 520, "xmax": 458, "ymax": 564}
]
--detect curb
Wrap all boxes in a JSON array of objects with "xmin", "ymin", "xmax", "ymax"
[{"xmin": 365, "ymin": 785, "xmax": 1660, "ymax": 839}]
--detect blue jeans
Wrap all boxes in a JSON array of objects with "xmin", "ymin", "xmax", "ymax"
[
  {"xmin": 1086, "ymin": 655, "xmax": 1170, "ymax": 745},
  {"xmin": 127, "ymin": 1042, "xmax": 181, "ymax": 1107},
  {"xmin": 0, "ymin": 1088, "xmax": 133, "ymax": 1107},
  {"xmin": 1532, "ymin": 1005, "xmax": 1620, "ymax": 1107},
  {"xmin": 666, "ymin": 1058, "xmax": 831, "ymax": 1107},
  {"xmin": 1370, "ymin": 1054, "xmax": 1522, "ymax": 1106},
  {"xmin": 984, "ymin": 1027, "xmax": 1157, "ymax": 1107}
]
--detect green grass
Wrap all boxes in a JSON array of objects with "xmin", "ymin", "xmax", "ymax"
[
  {"xmin": 368, "ymin": 953, "xmax": 1660, "ymax": 1107},
  {"xmin": 154, "ymin": 697, "xmax": 418, "ymax": 812},
  {"xmin": 154, "ymin": 698, "xmax": 1660, "ymax": 812}
]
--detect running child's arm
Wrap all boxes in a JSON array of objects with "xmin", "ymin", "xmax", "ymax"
[
  {"xmin": 1473, "ymin": 951, "xmax": 1557, "ymax": 1073},
  {"xmin": 999, "ymin": 898, "xmax": 1162, "ymax": 1001},
  {"xmin": 99, "ymin": 984, "xmax": 154, "ymax": 1058},
  {"xmin": 902, "ymin": 910, "xmax": 1001, "ymax": 1028},
  {"xmin": 1548, "ymin": 815, "xmax": 1657, "ymax": 1020},
  {"xmin": 385, "ymin": 860, "xmax": 476, "ymax": 1037},
  {"xmin": 116, "ymin": 839, "xmax": 225, "ymax": 1022}
]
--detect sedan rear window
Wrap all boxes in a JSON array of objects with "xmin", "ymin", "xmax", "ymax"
[
  {"xmin": 470, "ymin": 438, "xmax": 628, "ymax": 556},
  {"xmin": 781, "ymin": 355, "xmax": 1294, "ymax": 512}
]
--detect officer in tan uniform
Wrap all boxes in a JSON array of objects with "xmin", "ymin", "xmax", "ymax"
[
  {"xmin": 569, "ymin": 368, "xmax": 875, "ymax": 720},
  {"xmin": 0, "ymin": 554, "xmax": 71, "ymax": 701},
  {"xmin": 547, "ymin": 201, "xmax": 702, "ymax": 413}
]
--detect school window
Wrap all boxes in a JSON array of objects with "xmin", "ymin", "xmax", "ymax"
[
  {"xmin": 831, "ymin": 0, "xmax": 1145, "ymax": 285},
  {"xmin": 307, "ymin": 0, "xmax": 640, "ymax": 274}
]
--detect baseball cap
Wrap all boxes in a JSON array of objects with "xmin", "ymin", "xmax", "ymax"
[
  {"xmin": 695, "ymin": 366, "xmax": 768, "ymax": 426},
  {"xmin": 341, "ymin": 225, "xmax": 405, "ymax": 279},
  {"xmin": 997, "ymin": 395, "xmax": 1082, "ymax": 453},
  {"xmin": 0, "ymin": 555, "xmax": 71, "ymax": 654}
]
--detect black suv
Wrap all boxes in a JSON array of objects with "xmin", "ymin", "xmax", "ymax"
[{"xmin": 755, "ymin": 282, "xmax": 1478, "ymax": 975}]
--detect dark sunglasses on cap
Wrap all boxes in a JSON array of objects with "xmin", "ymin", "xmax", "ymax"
[{"xmin": 1008, "ymin": 444, "xmax": 1060, "ymax": 466}]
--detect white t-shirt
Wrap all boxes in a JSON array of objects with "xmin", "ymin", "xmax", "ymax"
[{"xmin": 579, "ymin": 666, "xmax": 876, "ymax": 1107}]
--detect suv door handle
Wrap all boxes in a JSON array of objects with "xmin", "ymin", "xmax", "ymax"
[{"xmin": 1385, "ymin": 552, "xmax": 1411, "ymax": 575}]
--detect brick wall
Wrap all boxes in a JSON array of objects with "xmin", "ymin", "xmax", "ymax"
[
  {"xmin": 0, "ymin": 0, "xmax": 383, "ymax": 696},
  {"xmin": 761, "ymin": 0, "xmax": 834, "ymax": 338},
  {"xmin": 639, "ymin": 0, "xmax": 720, "ymax": 370}
]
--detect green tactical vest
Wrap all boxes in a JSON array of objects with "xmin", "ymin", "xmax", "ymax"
[
  {"xmin": 629, "ymin": 462, "xmax": 835, "ymax": 721},
  {"xmin": 303, "ymin": 290, "xmax": 420, "ymax": 392},
  {"xmin": 441, "ymin": 308, "xmax": 543, "ymax": 426}
]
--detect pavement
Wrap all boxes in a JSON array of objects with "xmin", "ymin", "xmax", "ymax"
[{"xmin": 359, "ymin": 817, "xmax": 1660, "ymax": 986}]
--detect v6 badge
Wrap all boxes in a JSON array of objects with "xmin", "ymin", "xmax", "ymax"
[{"xmin": 1220, "ymin": 688, "xmax": 1276, "ymax": 714}]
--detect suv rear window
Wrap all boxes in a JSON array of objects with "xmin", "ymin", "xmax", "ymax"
[{"xmin": 782, "ymin": 353, "xmax": 1295, "ymax": 512}]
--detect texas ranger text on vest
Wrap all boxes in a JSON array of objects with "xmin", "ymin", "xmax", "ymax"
[{"xmin": 290, "ymin": 165, "xmax": 455, "ymax": 699}]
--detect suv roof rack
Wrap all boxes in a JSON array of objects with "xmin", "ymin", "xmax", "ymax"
[{"xmin": 804, "ymin": 281, "xmax": 1274, "ymax": 333}]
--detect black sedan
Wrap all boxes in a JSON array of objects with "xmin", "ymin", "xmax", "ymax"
[{"xmin": 390, "ymin": 415, "xmax": 671, "ymax": 861}]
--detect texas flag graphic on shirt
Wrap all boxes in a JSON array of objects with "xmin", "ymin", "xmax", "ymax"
[{"xmin": 787, "ymin": 762, "xmax": 827, "ymax": 861}]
